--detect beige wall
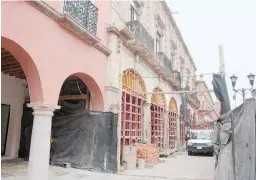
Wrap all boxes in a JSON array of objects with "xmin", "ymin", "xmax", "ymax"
[
  {"xmin": 109, "ymin": 1, "xmax": 196, "ymax": 77},
  {"xmin": 1, "ymin": 73, "xmax": 27, "ymax": 158},
  {"xmin": 106, "ymin": 1, "xmax": 200, "ymax": 151}
]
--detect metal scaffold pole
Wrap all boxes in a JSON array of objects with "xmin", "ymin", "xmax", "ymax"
[{"xmin": 146, "ymin": 90, "xmax": 214, "ymax": 94}]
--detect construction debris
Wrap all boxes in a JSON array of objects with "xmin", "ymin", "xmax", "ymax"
[{"xmin": 133, "ymin": 143, "xmax": 160, "ymax": 165}]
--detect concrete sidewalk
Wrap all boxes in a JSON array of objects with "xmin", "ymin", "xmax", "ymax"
[{"xmin": 2, "ymin": 151, "xmax": 214, "ymax": 180}]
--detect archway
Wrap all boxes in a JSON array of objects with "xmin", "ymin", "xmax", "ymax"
[
  {"xmin": 57, "ymin": 76, "xmax": 91, "ymax": 110},
  {"xmin": 151, "ymin": 87, "xmax": 166, "ymax": 149},
  {"xmin": 179, "ymin": 104, "xmax": 185, "ymax": 145},
  {"xmin": 121, "ymin": 69, "xmax": 146, "ymax": 146},
  {"xmin": 1, "ymin": 37, "xmax": 43, "ymax": 160},
  {"xmin": 168, "ymin": 98, "xmax": 178, "ymax": 149}
]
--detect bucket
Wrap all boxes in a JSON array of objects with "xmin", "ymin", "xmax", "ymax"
[{"xmin": 138, "ymin": 159, "xmax": 145, "ymax": 169}]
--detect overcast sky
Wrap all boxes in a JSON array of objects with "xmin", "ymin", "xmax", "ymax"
[{"xmin": 167, "ymin": 0, "xmax": 256, "ymax": 109}]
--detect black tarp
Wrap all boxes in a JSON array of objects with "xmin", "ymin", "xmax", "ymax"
[
  {"xmin": 212, "ymin": 74, "xmax": 231, "ymax": 115},
  {"xmin": 18, "ymin": 101, "xmax": 118, "ymax": 173},
  {"xmin": 18, "ymin": 104, "xmax": 34, "ymax": 160},
  {"xmin": 50, "ymin": 101, "xmax": 118, "ymax": 173},
  {"xmin": 213, "ymin": 98, "xmax": 256, "ymax": 180}
]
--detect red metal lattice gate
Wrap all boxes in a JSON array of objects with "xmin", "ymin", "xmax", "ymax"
[
  {"xmin": 150, "ymin": 104, "xmax": 164, "ymax": 149},
  {"xmin": 168, "ymin": 110, "xmax": 177, "ymax": 149},
  {"xmin": 121, "ymin": 91, "xmax": 144, "ymax": 146},
  {"xmin": 180, "ymin": 105, "xmax": 185, "ymax": 145}
]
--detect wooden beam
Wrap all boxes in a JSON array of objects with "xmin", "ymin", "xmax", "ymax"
[
  {"xmin": 1, "ymin": 59, "xmax": 18, "ymax": 65},
  {"xmin": 59, "ymin": 95, "xmax": 87, "ymax": 101},
  {"xmin": 2, "ymin": 67, "xmax": 23, "ymax": 73},
  {"xmin": 8, "ymin": 71, "xmax": 25, "ymax": 77},
  {"xmin": 1, "ymin": 64, "xmax": 21, "ymax": 70},
  {"xmin": 1, "ymin": 54, "xmax": 13, "ymax": 58}
]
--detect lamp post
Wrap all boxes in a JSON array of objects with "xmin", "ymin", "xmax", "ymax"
[{"xmin": 230, "ymin": 73, "xmax": 255, "ymax": 102}]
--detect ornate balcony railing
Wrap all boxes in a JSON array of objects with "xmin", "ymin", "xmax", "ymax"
[
  {"xmin": 157, "ymin": 52, "xmax": 172, "ymax": 74},
  {"xmin": 63, "ymin": 0, "xmax": 98, "ymax": 35},
  {"xmin": 170, "ymin": 70, "xmax": 181, "ymax": 88},
  {"xmin": 188, "ymin": 93, "xmax": 200, "ymax": 109},
  {"xmin": 126, "ymin": 20, "xmax": 154, "ymax": 55}
]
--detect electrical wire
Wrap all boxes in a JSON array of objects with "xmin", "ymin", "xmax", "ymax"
[{"xmin": 76, "ymin": 79, "xmax": 86, "ymax": 95}]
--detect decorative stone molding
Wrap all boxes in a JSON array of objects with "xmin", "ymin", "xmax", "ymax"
[
  {"xmin": 27, "ymin": 1, "xmax": 111, "ymax": 56},
  {"xmin": 27, "ymin": 102, "xmax": 60, "ymax": 112},
  {"xmin": 155, "ymin": 14, "xmax": 166, "ymax": 30},
  {"xmin": 105, "ymin": 86, "xmax": 120, "ymax": 94},
  {"xmin": 160, "ymin": 1, "xmax": 197, "ymax": 71}
]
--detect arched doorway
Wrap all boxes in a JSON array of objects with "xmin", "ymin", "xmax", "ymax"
[
  {"xmin": 121, "ymin": 69, "xmax": 146, "ymax": 146},
  {"xmin": 1, "ymin": 38, "xmax": 43, "ymax": 159},
  {"xmin": 151, "ymin": 88, "xmax": 166, "ymax": 149},
  {"xmin": 179, "ymin": 104, "xmax": 185, "ymax": 145},
  {"xmin": 168, "ymin": 98, "xmax": 178, "ymax": 150},
  {"xmin": 57, "ymin": 76, "xmax": 91, "ymax": 110}
]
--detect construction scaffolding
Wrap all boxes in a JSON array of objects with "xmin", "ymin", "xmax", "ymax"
[
  {"xmin": 168, "ymin": 110, "xmax": 178, "ymax": 149},
  {"xmin": 121, "ymin": 91, "xmax": 143, "ymax": 146},
  {"xmin": 150, "ymin": 104, "xmax": 165, "ymax": 149},
  {"xmin": 121, "ymin": 70, "xmax": 146, "ymax": 147}
]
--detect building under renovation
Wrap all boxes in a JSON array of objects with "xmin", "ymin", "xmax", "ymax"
[
  {"xmin": 105, "ymin": 0, "xmax": 201, "ymax": 156},
  {"xmin": 1, "ymin": 1, "xmax": 216, "ymax": 180}
]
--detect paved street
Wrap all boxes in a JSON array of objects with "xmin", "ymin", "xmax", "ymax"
[
  {"xmin": 2, "ymin": 151, "xmax": 214, "ymax": 180},
  {"xmin": 121, "ymin": 151, "xmax": 215, "ymax": 180}
]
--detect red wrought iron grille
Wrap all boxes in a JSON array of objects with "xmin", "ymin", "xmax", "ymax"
[
  {"xmin": 150, "ymin": 103, "xmax": 165, "ymax": 149},
  {"xmin": 121, "ymin": 91, "xmax": 144, "ymax": 146},
  {"xmin": 168, "ymin": 110, "xmax": 177, "ymax": 149},
  {"xmin": 179, "ymin": 105, "xmax": 185, "ymax": 144}
]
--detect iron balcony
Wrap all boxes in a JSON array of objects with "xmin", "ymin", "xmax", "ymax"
[{"xmin": 63, "ymin": 0, "xmax": 98, "ymax": 35}]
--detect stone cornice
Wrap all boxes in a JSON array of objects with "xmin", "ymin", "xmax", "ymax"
[
  {"xmin": 105, "ymin": 86, "xmax": 120, "ymax": 94},
  {"xmin": 27, "ymin": 1, "xmax": 111, "ymax": 56},
  {"xmin": 160, "ymin": 1, "xmax": 197, "ymax": 71}
]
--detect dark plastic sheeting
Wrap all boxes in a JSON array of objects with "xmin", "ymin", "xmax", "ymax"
[
  {"xmin": 18, "ymin": 104, "xmax": 34, "ymax": 160},
  {"xmin": 50, "ymin": 101, "xmax": 118, "ymax": 173},
  {"xmin": 213, "ymin": 98, "xmax": 256, "ymax": 180},
  {"xmin": 212, "ymin": 74, "xmax": 231, "ymax": 115}
]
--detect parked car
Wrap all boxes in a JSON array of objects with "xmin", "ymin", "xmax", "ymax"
[{"xmin": 186, "ymin": 130, "xmax": 214, "ymax": 156}]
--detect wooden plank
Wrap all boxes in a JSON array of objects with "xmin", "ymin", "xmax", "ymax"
[
  {"xmin": 1, "ymin": 58, "xmax": 17, "ymax": 64},
  {"xmin": 59, "ymin": 95, "xmax": 87, "ymax": 100},
  {"xmin": 1, "ymin": 54, "xmax": 13, "ymax": 58},
  {"xmin": 2, "ymin": 67, "xmax": 23, "ymax": 73},
  {"xmin": 1, "ymin": 64, "xmax": 21, "ymax": 70}
]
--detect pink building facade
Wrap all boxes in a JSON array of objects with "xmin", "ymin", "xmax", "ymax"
[{"xmin": 2, "ymin": 1, "xmax": 111, "ymax": 179}]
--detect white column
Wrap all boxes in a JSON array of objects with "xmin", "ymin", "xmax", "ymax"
[
  {"xmin": 27, "ymin": 103, "xmax": 60, "ymax": 180},
  {"xmin": 142, "ymin": 103, "xmax": 151, "ymax": 143}
]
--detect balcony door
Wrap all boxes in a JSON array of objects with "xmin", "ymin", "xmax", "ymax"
[
  {"xmin": 130, "ymin": 5, "xmax": 138, "ymax": 21},
  {"xmin": 156, "ymin": 31, "xmax": 161, "ymax": 59}
]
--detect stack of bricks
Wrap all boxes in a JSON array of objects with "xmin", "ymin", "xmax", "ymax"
[{"xmin": 133, "ymin": 143, "xmax": 160, "ymax": 165}]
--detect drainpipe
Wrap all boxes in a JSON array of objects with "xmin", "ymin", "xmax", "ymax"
[{"xmin": 117, "ymin": 37, "xmax": 123, "ymax": 172}]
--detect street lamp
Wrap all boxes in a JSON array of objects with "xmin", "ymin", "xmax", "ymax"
[{"xmin": 230, "ymin": 73, "xmax": 255, "ymax": 102}]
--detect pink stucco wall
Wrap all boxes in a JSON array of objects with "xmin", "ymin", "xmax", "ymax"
[{"xmin": 2, "ymin": 1, "xmax": 109, "ymax": 111}]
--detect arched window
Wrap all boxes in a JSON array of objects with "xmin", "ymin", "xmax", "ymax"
[{"xmin": 121, "ymin": 69, "xmax": 146, "ymax": 146}]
